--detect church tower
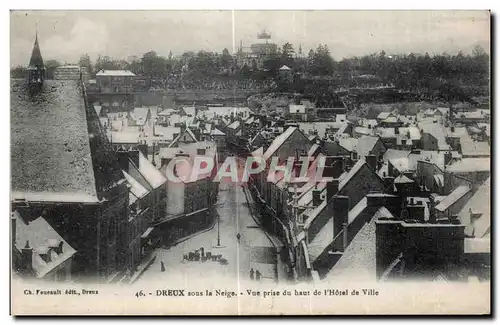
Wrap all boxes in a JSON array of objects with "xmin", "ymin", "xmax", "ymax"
[{"xmin": 27, "ymin": 31, "xmax": 45, "ymax": 92}]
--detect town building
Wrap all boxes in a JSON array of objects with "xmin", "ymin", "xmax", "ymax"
[
  {"xmin": 95, "ymin": 69, "xmax": 137, "ymax": 111},
  {"xmin": 11, "ymin": 34, "xmax": 130, "ymax": 282}
]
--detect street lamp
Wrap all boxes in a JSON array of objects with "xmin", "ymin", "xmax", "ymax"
[{"xmin": 214, "ymin": 213, "xmax": 225, "ymax": 248}]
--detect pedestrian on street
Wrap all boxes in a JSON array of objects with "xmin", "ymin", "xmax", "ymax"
[
  {"xmin": 250, "ymin": 268, "xmax": 254, "ymax": 280},
  {"xmin": 161, "ymin": 261, "xmax": 166, "ymax": 272},
  {"xmin": 255, "ymin": 270, "xmax": 261, "ymax": 281}
]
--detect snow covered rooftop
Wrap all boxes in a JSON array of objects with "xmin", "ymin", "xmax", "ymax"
[
  {"xmin": 96, "ymin": 69, "xmax": 136, "ymax": 77},
  {"xmin": 11, "ymin": 79, "xmax": 98, "ymax": 202}
]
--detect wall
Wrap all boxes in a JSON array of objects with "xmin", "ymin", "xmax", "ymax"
[
  {"xmin": 422, "ymin": 133, "xmax": 439, "ymax": 151},
  {"xmin": 417, "ymin": 161, "xmax": 444, "ymax": 194},
  {"xmin": 166, "ymin": 180, "xmax": 185, "ymax": 215}
]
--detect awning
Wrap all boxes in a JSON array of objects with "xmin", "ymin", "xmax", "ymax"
[{"xmin": 141, "ymin": 227, "xmax": 155, "ymax": 239}]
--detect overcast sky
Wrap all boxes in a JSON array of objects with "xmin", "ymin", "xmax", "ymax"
[{"xmin": 10, "ymin": 10, "xmax": 490, "ymax": 67}]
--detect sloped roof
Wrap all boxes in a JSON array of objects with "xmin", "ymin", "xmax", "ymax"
[
  {"xmin": 326, "ymin": 207, "xmax": 394, "ymax": 280},
  {"xmin": 227, "ymin": 120, "xmax": 240, "ymax": 130},
  {"xmin": 394, "ymin": 174, "xmax": 414, "ymax": 184},
  {"xmin": 13, "ymin": 211, "xmax": 76, "ymax": 278},
  {"xmin": 123, "ymin": 170, "xmax": 149, "ymax": 205},
  {"xmin": 383, "ymin": 149, "xmax": 411, "ymax": 162},
  {"xmin": 389, "ymin": 157, "xmax": 410, "ymax": 172},
  {"xmin": 28, "ymin": 34, "xmax": 44, "ymax": 69},
  {"xmin": 377, "ymin": 112, "xmax": 392, "ymax": 120},
  {"xmin": 307, "ymin": 217, "xmax": 333, "ymax": 262},
  {"xmin": 435, "ymin": 185, "xmax": 470, "ymax": 212},
  {"xmin": 263, "ymin": 127, "xmax": 302, "ymax": 161},
  {"xmin": 245, "ymin": 116, "xmax": 255, "ymax": 125},
  {"xmin": 458, "ymin": 177, "xmax": 490, "ymax": 238},
  {"xmin": 460, "ymin": 137, "xmax": 490, "ymax": 157},
  {"xmin": 153, "ymin": 125, "xmax": 181, "ymax": 141},
  {"xmin": 135, "ymin": 151, "xmax": 167, "ymax": 189},
  {"xmin": 339, "ymin": 159, "xmax": 366, "ymax": 190},
  {"xmin": 210, "ymin": 128, "xmax": 225, "ymax": 136},
  {"xmin": 169, "ymin": 127, "xmax": 198, "ymax": 147},
  {"xmin": 279, "ymin": 65, "xmax": 291, "ymax": 70},
  {"xmin": 11, "ymin": 79, "xmax": 98, "ymax": 203},
  {"xmin": 446, "ymin": 158, "xmax": 491, "ymax": 173}
]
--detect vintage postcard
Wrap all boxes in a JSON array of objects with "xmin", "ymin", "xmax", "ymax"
[{"xmin": 10, "ymin": 10, "xmax": 491, "ymax": 315}]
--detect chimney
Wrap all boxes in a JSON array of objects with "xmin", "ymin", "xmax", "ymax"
[
  {"xmin": 366, "ymin": 154, "xmax": 377, "ymax": 171},
  {"xmin": 383, "ymin": 175, "xmax": 395, "ymax": 193},
  {"xmin": 375, "ymin": 218, "xmax": 403, "ymax": 279},
  {"xmin": 331, "ymin": 156, "xmax": 344, "ymax": 178},
  {"xmin": 444, "ymin": 151, "xmax": 452, "ymax": 166},
  {"xmin": 407, "ymin": 200, "xmax": 425, "ymax": 222},
  {"xmin": 366, "ymin": 193, "xmax": 402, "ymax": 218},
  {"xmin": 21, "ymin": 240, "xmax": 33, "ymax": 274},
  {"xmin": 128, "ymin": 148, "xmax": 140, "ymax": 168},
  {"xmin": 332, "ymin": 195, "xmax": 349, "ymax": 252},
  {"xmin": 326, "ymin": 179, "xmax": 339, "ymax": 200},
  {"xmin": 428, "ymin": 196, "xmax": 437, "ymax": 223},
  {"xmin": 395, "ymin": 127, "xmax": 400, "ymax": 135},
  {"xmin": 312, "ymin": 187, "xmax": 321, "ymax": 206},
  {"xmin": 451, "ymin": 126, "xmax": 455, "ymax": 133}
]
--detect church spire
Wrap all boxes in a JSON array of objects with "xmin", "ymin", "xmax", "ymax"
[
  {"xmin": 28, "ymin": 30, "xmax": 45, "ymax": 92},
  {"xmin": 29, "ymin": 29, "xmax": 44, "ymax": 70}
]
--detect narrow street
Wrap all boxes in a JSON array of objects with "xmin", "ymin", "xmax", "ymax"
[{"xmin": 136, "ymin": 181, "xmax": 280, "ymax": 286}]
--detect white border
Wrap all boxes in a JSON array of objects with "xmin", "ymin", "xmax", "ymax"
[{"xmin": 2, "ymin": 1, "xmax": 497, "ymax": 323}]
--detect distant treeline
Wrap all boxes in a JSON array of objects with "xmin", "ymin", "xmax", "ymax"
[{"xmin": 11, "ymin": 43, "xmax": 489, "ymax": 102}]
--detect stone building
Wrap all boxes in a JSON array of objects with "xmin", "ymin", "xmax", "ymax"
[{"xmin": 11, "ymin": 34, "xmax": 130, "ymax": 282}]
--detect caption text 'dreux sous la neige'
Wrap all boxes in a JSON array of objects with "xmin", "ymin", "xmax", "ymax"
[{"xmin": 135, "ymin": 288, "xmax": 380, "ymax": 298}]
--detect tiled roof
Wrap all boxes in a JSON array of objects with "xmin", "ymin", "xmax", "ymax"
[{"xmin": 11, "ymin": 79, "xmax": 98, "ymax": 202}]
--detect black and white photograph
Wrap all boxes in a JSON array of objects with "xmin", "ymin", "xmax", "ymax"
[{"xmin": 9, "ymin": 9, "xmax": 491, "ymax": 315}]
